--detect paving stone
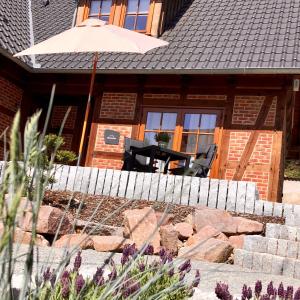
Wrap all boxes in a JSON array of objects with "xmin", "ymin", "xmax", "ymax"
[
  {"xmin": 244, "ymin": 235, "xmax": 266, "ymax": 253},
  {"xmin": 282, "ymin": 258, "xmax": 295, "ymax": 277},
  {"xmin": 287, "ymin": 241, "xmax": 299, "ymax": 259},
  {"xmin": 271, "ymin": 255, "xmax": 284, "ymax": 275},
  {"xmin": 281, "ymin": 225, "xmax": 297, "ymax": 241},
  {"xmin": 267, "ymin": 238, "xmax": 278, "ymax": 255},
  {"xmin": 277, "ymin": 239, "xmax": 288, "ymax": 257}
]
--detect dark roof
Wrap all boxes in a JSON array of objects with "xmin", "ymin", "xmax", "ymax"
[
  {"xmin": 2, "ymin": 0, "xmax": 300, "ymax": 74},
  {"xmin": 0, "ymin": 0, "xmax": 31, "ymax": 65}
]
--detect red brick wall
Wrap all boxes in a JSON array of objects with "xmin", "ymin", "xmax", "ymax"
[
  {"xmin": 232, "ymin": 96, "xmax": 277, "ymax": 126},
  {"xmin": 51, "ymin": 106, "xmax": 77, "ymax": 129},
  {"xmin": 0, "ymin": 76, "xmax": 23, "ymax": 159},
  {"xmin": 99, "ymin": 93, "xmax": 137, "ymax": 120},
  {"xmin": 226, "ymin": 95, "xmax": 278, "ymax": 200}
]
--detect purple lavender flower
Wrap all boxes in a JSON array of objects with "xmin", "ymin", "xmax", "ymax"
[
  {"xmin": 278, "ymin": 283, "xmax": 284, "ymax": 298},
  {"xmin": 192, "ymin": 270, "xmax": 200, "ymax": 288},
  {"xmin": 138, "ymin": 262, "xmax": 145, "ymax": 272},
  {"xmin": 93, "ymin": 267, "xmax": 103, "ymax": 285},
  {"xmin": 247, "ymin": 287, "xmax": 252, "ymax": 299},
  {"xmin": 61, "ymin": 271, "xmax": 70, "ymax": 281},
  {"xmin": 122, "ymin": 279, "xmax": 141, "ymax": 298},
  {"xmin": 73, "ymin": 251, "xmax": 82, "ymax": 272},
  {"xmin": 179, "ymin": 272, "xmax": 186, "ymax": 281},
  {"xmin": 159, "ymin": 248, "xmax": 167, "ymax": 262},
  {"xmin": 108, "ymin": 267, "xmax": 117, "ymax": 281},
  {"xmin": 294, "ymin": 288, "xmax": 300, "ymax": 300},
  {"xmin": 242, "ymin": 284, "xmax": 248, "ymax": 300},
  {"xmin": 267, "ymin": 282, "xmax": 275, "ymax": 296},
  {"xmin": 255, "ymin": 280, "xmax": 263, "ymax": 297},
  {"xmin": 75, "ymin": 274, "xmax": 85, "ymax": 294},
  {"xmin": 168, "ymin": 267, "xmax": 174, "ymax": 277},
  {"xmin": 129, "ymin": 244, "xmax": 137, "ymax": 256},
  {"xmin": 50, "ymin": 273, "xmax": 56, "ymax": 288},
  {"xmin": 178, "ymin": 259, "xmax": 191, "ymax": 273},
  {"xmin": 215, "ymin": 283, "xmax": 233, "ymax": 300},
  {"xmin": 144, "ymin": 244, "xmax": 154, "ymax": 256},
  {"xmin": 286, "ymin": 286, "xmax": 294, "ymax": 299},
  {"xmin": 121, "ymin": 253, "xmax": 129, "ymax": 266},
  {"xmin": 61, "ymin": 276, "xmax": 70, "ymax": 299},
  {"xmin": 43, "ymin": 267, "xmax": 51, "ymax": 282}
]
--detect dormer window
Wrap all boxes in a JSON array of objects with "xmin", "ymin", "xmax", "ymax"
[
  {"xmin": 124, "ymin": 0, "xmax": 151, "ymax": 31},
  {"xmin": 88, "ymin": 0, "xmax": 113, "ymax": 22}
]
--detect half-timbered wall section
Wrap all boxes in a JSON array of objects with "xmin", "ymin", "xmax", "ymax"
[{"xmin": 84, "ymin": 74, "xmax": 291, "ymax": 202}]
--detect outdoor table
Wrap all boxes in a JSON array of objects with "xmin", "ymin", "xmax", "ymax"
[{"xmin": 130, "ymin": 145, "xmax": 191, "ymax": 174}]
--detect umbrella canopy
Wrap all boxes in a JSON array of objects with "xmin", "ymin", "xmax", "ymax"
[
  {"xmin": 14, "ymin": 19, "xmax": 168, "ymax": 56},
  {"xmin": 14, "ymin": 18, "xmax": 168, "ymax": 164}
]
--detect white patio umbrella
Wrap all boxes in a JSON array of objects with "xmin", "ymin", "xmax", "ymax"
[{"xmin": 14, "ymin": 18, "xmax": 168, "ymax": 162}]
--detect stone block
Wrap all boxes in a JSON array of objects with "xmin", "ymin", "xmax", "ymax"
[
  {"xmin": 267, "ymin": 238, "xmax": 278, "ymax": 255},
  {"xmin": 277, "ymin": 239, "xmax": 288, "ymax": 257},
  {"xmin": 252, "ymin": 253, "xmax": 263, "ymax": 271},
  {"xmin": 287, "ymin": 241, "xmax": 298, "ymax": 259},
  {"xmin": 244, "ymin": 235, "xmax": 266, "ymax": 253},
  {"xmin": 242, "ymin": 251, "xmax": 253, "ymax": 269},
  {"xmin": 262, "ymin": 253, "xmax": 273, "ymax": 273},
  {"xmin": 271, "ymin": 255, "xmax": 284, "ymax": 275},
  {"xmin": 294, "ymin": 260, "xmax": 300, "ymax": 279},
  {"xmin": 265, "ymin": 223, "xmax": 280, "ymax": 239},
  {"xmin": 282, "ymin": 258, "xmax": 295, "ymax": 278},
  {"xmin": 233, "ymin": 249, "xmax": 244, "ymax": 267}
]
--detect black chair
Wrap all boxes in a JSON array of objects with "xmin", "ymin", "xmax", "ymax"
[
  {"xmin": 169, "ymin": 144, "xmax": 217, "ymax": 177},
  {"xmin": 122, "ymin": 138, "xmax": 157, "ymax": 172}
]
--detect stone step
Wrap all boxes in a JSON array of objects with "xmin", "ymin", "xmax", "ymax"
[
  {"xmin": 234, "ymin": 249, "xmax": 300, "ymax": 279},
  {"xmin": 285, "ymin": 209, "xmax": 300, "ymax": 227},
  {"xmin": 265, "ymin": 223, "xmax": 300, "ymax": 241},
  {"xmin": 244, "ymin": 235, "xmax": 300, "ymax": 259}
]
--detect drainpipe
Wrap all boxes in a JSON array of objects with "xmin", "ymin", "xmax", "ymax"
[
  {"xmin": 27, "ymin": 0, "xmax": 41, "ymax": 68},
  {"xmin": 72, "ymin": 0, "xmax": 79, "ymax": 27}
]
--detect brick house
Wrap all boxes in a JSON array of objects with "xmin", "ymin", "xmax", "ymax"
[{"xmin": 1, "ymin": 0, "xmax": 300, "ymax": 201}]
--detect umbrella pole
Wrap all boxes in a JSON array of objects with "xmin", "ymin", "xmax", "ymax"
[{"xmin": 78, "ymin": 52, "xmax": 99, "ymax": 164}]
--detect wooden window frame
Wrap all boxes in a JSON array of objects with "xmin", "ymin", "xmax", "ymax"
[{"xmin": 84, "ymin": 0, "xmax": 155, "ymax": 34}]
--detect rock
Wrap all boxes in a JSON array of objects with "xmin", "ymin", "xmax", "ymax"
[
  {"xmin": 20, "ymin": 206, "xmax": 72, "ymax": 235},
  {"xmin": 123, "ymin": 207, "xmax": 161, "ymax": 253},
  {"xmin": 14, "ymin": 228, "xmax": 49, "ymax": 247},
  {"xmin": 75, "ymin": 220, "xmax": 124, "ymax": 237},
  {"xmin": 155, "ymin": 212, "xmax": 175, "ymax": 226},
  {"xmin": 233, "ymin": 217, "xmax": 264, "ymax": 234},
  {"xmin": 174, "ymin": 222, "xmax": 193, "ymax": 240},
  {"xmin": 53, "ymin": 234, "xmax": 94, "ymax": 249},
  {"xmin": 178, "ymin": 238, "xmax": 233, "ymax": 263},
  {"xmin": 160, "ymin": 224, "xmax": 179, "ymax": 254},
  {"xmin": 188, "ymin": 207, "xmax": 236, "ymax": 233},
  {"xmin": 92, "ymin": 236, "xmax": 132, "ymax": 252},
  {"xmin": 229, "ymin": 235, "xmax": 245, "ymax": 249},
  {"xmin": 186, "ymin": 207, "xmax": 263, "ymax": 235},
  {"xmin": 0, "ymin": 226, "xmax": 49, "ymax": 247},
  {"xmin": 186, "ymin": 225, "xmax": 227, "ymax": 246}
]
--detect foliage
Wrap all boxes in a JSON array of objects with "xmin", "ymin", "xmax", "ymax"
[
  {"xmin": 37, "ymin": 246, "xmax": 199, "ymax": 300},
  {"xmin": 284, "ymin": 159, "xmax": 300, "ymax": 180},
  {"xmin": 154, "ymin": 132, "xmax": 171, "ymax": 143},
  {"xmin": 215, "ymin": 280, "xmax": 300, "ymax": 300}
]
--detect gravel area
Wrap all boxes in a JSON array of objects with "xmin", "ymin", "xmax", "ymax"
[
  {"xmin": 11, "ymin": 245, "xmax": 300, "ymax": 300},
  {"xmin": 43, "ymin": 190, "xmax": 285, "ymax": 227}
]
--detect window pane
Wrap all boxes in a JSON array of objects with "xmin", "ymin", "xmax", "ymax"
[
  {"xmin": 146, "ymin": 112, "xmax": 161, "ymax": 130},
  {"xmin": 124, "ymin": 15, "xmax": 136, "ymax": 30},
  {"xmin": 161, "ymin": 113, "xmax": 177, "ymax": 130},
  {"xmin": 136, "ymin": 15, "xmax": 147, "ymax": 30},
  {"xmin": 127, "ymin": 0, "xmax": 139, "ymax": 13},
  {"xmin": 144, "ymin": 132, "xmax": 157, "ymax": 146},
  {"xmin": 90, "ymin": 0, "xmax": 100, "ymax": 14},
  {"xmin": 139, "ymin": 0, "xmax": 150, "ymax": 13},
  {"xmin": 183, "ymin": 114, "xmax": 200, "ymax": 132},
  {"xmin": 197, "ymin": 135, "xmax": 214, "ymax": 150},
  {"xmin": 100, "ymin": 15, "xmax": 109, "ymax": 21},
  {"xmin": 101, "ymin": 0, "xmax": 112, "ymax": 13},
  {"xmin": 181, "ymin": 134, "xmax": 197, "ymax": 153},
  {"xmin": 200, "ymin": 114, "xmax": 217, "ymax": 133}
]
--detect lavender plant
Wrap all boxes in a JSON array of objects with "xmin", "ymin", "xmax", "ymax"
[
  {"xmin": 215, "ymin": 280, "xmax": 300, "ymax": 300},
  {"xmin": 36, "ymin": 245, "xmax": 200, "ymax": 300}
]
